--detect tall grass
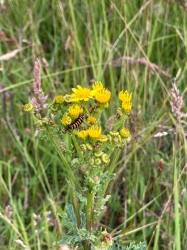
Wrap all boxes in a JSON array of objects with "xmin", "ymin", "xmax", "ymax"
[{"xmin": 0, "ymin": 0, "xmax": 187, "ymax": 249}]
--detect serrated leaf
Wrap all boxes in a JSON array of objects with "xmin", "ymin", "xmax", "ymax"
[
  {"xmin": 80, "ymin": 211, "xmax": 86, "ymax": 228},
  {"xmin": 109, "ymin": 239, "xmax": 146, "ymax": 250},
  {"xmin": 76, "ymin": 193, "xmax": 87, "ymax": 205},
  {"xmin": 59, "ymin": 235, "xmax": 74, "ymax": 245},
  {"xmin": 62, "ymin": 204, "xmax": 77, "ymax": 230}
]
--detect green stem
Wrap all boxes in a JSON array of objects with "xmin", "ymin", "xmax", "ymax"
[
  {"xmin": 47, "ymin": 131, "xmax": 81, "ymax": 191},
  {"xmin": 112, "ymin": 114, "xmax": 128, "ymax": 131},
  {"xmin": 46, "ymin": 129, "xmax": 81, "ymax": 227},
  {"xmin": 72, "ymin": 192, "xmax": 81, "ymax": 228},
  {"xmin": 108, "ymin": 148, "xmax": 122, "ymax": 174},
  {"xmin": 96, "ymin": 148, "xmax": 121, "ymax": 210},
  {"xmin": 72, "ymin": 134, "xmax": 84, "ymax": 161},
  {"xmin": 84, "ymin": 181, "xmax": 94, "ymax": 250},
  {"xmin": 86, "ymin": 184, "xmax": 94, "ymax": 231},
  {"xmin": 84, "ymin": 104, "xmax": 90, "ymax": 116}
]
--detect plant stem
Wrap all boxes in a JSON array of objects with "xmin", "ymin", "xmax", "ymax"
[
  {"xmin": 72, "ymin": 192, "xmax": 81, "ymax": 229},
  {"xmin": 84, "ymin": 181, "xmax": 94, "ymax": 250},
  {"xmin": 46, "ymin": 129, "xmax": 81, "ymax": 228},
  {"xmin": 72, "ymin": 134, "xmax": 84, "ymax": 161},
  {"xmin": 96, "ymin": 148, "xmax": 121, "ymax": 211},
  {"xmin": 108, "ymin": 148, "xmax": 122, "ymax": 174},
  {"xmin": 86, "ymin": 184, "xmax": 94, "ymax": 232},
  {"xmin": 46, "ymin": 130, "xmax": 81, "ymax": 191}
]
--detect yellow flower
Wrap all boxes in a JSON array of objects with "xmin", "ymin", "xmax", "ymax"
[
  {"xmin": 92, "ymin": 81, "xmax": 104, "ymax": 92},
  {"xmin": 61, "ymin": 115, "xmax": 72, "ymax": 126},
  {"xmin": 95, "ymin": 89, "xmax": 111, "ymax": 103},
  {"xmin": 55, "ymin": 95, "xmax": 64, "ymax": 104},
  {"xmin": 122, "ymin": 101, "xmax": 132, "ymax": 112},
  {"xmin": 87, "ymin": 116, "xmax": 97, "ymax": 124},
  {"xmin": 70, "ymin": 85, "xmax": 95, "ymax": 102},
  {"xmin": 88, "ymin": 126, "xmax": 102, "ymax": 139},
  {"xmin": 120, "ymin": 128, "xmax": 130, "ymax": 138},
  {"xmin": 77, "ymin": 130, "xmax": 88, "ymax": 140},
  {"xmin": 24, "ymin": 103, "xmax": 34, "ymax": 112},
  {"xmin": 68, "ymin": 104, "xmax": 83, "ymax": 117},
  {"xmin": 119, "ymin": 90, "xmax": 132, "ymax": 102}
]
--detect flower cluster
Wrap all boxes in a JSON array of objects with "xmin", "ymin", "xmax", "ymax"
[
  {"xmin": 24, "ymin": 82, "xmax": 132, "ymax": 141},
  {"xmin": 119, "ymin": 90, "xmax": 132, "ymax": 114}
]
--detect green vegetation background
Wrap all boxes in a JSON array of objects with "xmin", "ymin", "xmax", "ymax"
[{"xmin": 0, "ymin": 0, "xmax": 187, "ymax": 249}]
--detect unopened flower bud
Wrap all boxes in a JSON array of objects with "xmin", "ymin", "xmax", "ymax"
[
  {"xmin": 95, "ymin": 158, "xmax": 102, "ymax": 166},
  {"xmin": 64, "ymin": 95, "xmax": 71, "ymax": 103},
  {"xmin": 98, "ymin": 134, "xmax": 108, "ymax": 143},
  {"xmin": 59, "ymin": 142, "xmax": 67, "ymax": 151},
  {"xmin": 49, "ymin": 103, "xmax": 58, "ymax": 111},
  {"xmin": 94, "ymin": 151, "xmax": 103, "ymax": 157},
  {"xmin": 98, "ymin": 230, "xmax": 113, "ymax": 248},
  {"xmin": 110, "ymin": 131, "xmax": 119, "ymax": 136},
  {"xmin": 116, "ymin": 108, "xmax": 122, "ymax": 120},
  {"xmin": 80, "ymin": 144, "xmax": 87, "ymax": 151},
  {"xmin": 81, "ymin": 164, "xmax": 88, "ymax": 173},
  {"xmin": 93, "ymin": 176, "xmax": 100, "ymax": 184},
  {"xmin": 126, "ymin": 135, "xmax": 131, "ymax": 143},
  {"xmin": 117, "ymin": 134, "xmax": 122, "ymax": 142},
  {"xmin": 89, "ymin": 158, "xmax": 95, "ymax": 165},
  {"xmin": 107, "ymin": 134, "xmax": 112, "ymax": 143},
  {"xmin": 94, "ymin": 143, "xmax": 102, "ymax": 151},
  {"xmin": 86, "ymin": 143, "xmax": 93, "ymax": 151},
  {"xmin": 102, "ymin": 231, "xmax": 113, "ymax": 246},
  {"xmin": 112, "ymin": 137, "xmax": 119, "ymax": 143},
  {"xmin": 102, "ymin": 154, "xmax": 110, "ymax": 164},
  {"xmin": 36, "ymin": 113, "xmax": 42, "ymax": 119}
]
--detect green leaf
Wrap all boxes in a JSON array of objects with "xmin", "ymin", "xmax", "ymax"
[
  {"xmin": 109, "ymin": 239, "xmax": 146, "ymax": 250},
  {"xmin": 59, "ymin": 235, "xmax": 74, "ymax": 245}
]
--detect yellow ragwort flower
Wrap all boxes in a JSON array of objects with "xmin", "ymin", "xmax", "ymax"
[
  {"xmin": 88, "ymin": 126, "xmax": 102, "ymax": 139},
  {"xmin": 77, "ymin": 130, "xmax": 88, "ymax": 140},
  {"xmin": 95, "ymin": 89, "xmax": 111, "ymax": 103},
  {"xmin": 92, "ymin": 81, "xmax": 104, "ymax": 92},
  {"xmin": 120, "ymin": 128, "xmax": 130, "ymax": 138},
  {"xmin": 61, "ymin": 115, "xmax": 72, "ymax": 126},
  {"xmin": 24, "ymin": 103, "xmax": 34, "ymax": 112},
  {"xmin": 87, "ymin": 116, "xmax": 97, "ymax": 124},
  {"xmin": 68, "ymin": 104, "xmax": 83, "ymax": 117},
  {"xmin": 70, "ymin": 85, "xmax": 95, "ymax": 102},
  {"xmin": 122, "ymin": 101, "xmax": 132, "ymax": 112},
  {"xmin": 55, "ymin": 95, "xmax": 64, "ymax": 104},
  {"xmin": 119, "ymin": 90, "xmax": 132, "ymax": 102}
]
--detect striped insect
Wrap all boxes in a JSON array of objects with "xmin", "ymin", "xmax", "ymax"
[
  {"xmin": 65, "ymin": 113, "xmax": 84, "ymax": 132},
  {"xmin": 89, "ymin": 105, "xmax": 99, "ymax": 114}
]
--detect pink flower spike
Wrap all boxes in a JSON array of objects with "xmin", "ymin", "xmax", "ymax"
[
  {"xmin": 33, "ymin": 59, "xmax": 42, "ymax": 94},
  {"xmin": 39, "ymin": 92, "xmax": 48, "ymax": 103},
  {"xmin": 31, "ymin": 97, "xmax": 41, "ymax": 112},
  {"xmin": 30, "ymin": 59, "xmax": 48, "ymax": 113}
]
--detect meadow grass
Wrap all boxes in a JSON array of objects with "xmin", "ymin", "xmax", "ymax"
[{"xmin": 0, "ymin": 0, "xmax": 187, "ymax": 249}]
